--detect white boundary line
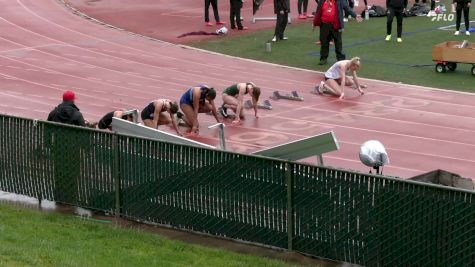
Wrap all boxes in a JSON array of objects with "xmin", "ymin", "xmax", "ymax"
[{"xmin": 438, "ymin": 19, "xmax": 475, "ymax": 30}]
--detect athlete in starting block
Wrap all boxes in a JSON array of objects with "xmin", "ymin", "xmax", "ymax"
[
  {"xmin": 180, "ymin": 85, "xmax": 220, "ymax": 134},
  {"xmin": 141, "ymin": 99, "xmax": 182, "ymax": 136},
  {"xmin": 220, "ymin": 82, "xmax": 261, "ymax": 125},
  {"xmin": 313, "ymin": 57, "xmax": 366, "ymax": 99},
  {"xmin": 97, "ymin": 109, "xmax": 135, "ymax": 130}
]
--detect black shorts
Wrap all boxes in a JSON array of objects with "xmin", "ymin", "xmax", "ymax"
[
  {"xmin": 141, "ymin": 102, "xmax": 155, "ymax": 121},
  {"xmin": 98, "ymin": 111, "xmax": 114, "ymax": 129}
]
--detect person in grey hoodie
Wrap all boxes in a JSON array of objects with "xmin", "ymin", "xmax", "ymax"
[{"xmin": 385, "ymin": 0, "xmax": 408, "ymax": 42}]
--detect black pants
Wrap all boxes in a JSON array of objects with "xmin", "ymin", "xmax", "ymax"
[
  {"xmin": 230, "ymin": 0, "xmax": 243, "ymax": 29},
  {"xmin": 320, "ymin": 22, "xmax": 345, "ymax": 61},
  {"xmin": 344, "ymin": 0, "xmax": 355, "ymax": 17},
  {"xmin": 205, "ymin": 0, "xmax": 220, "ymax": 22},
  {"xmin": 274, "ymin": 12, "xmax": 289, "ymax": 39},
  {"xmin": 455, "ymin": 4, "xmax": 470, "ymax": 31},
  {"xmin": 298, "ymin": 0, "xmax": 309, "ymax": 14},
  {"xmin": 387, "ymin": 7, "xmax": 404, "ymax": 38}
]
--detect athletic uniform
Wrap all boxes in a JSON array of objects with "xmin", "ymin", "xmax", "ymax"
[
  {"xmin": 98, "ymin": 111, "xmax": 114, "ymax": 129},
  {"xmin": 223, "ymin": 84, "xmax": 248, "ymax": 97},
  {"xmin": 324, "ymin": 61, "xmax": 349, "ymax": 80},
  {"xmin": 179, "ymin": 87, "xmax": 209, "ymax": 107},
  {"xmin": 140, "ymin": 100, "xmax": 168, "ymax": 121}
]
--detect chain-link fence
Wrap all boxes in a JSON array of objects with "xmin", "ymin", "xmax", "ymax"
[{"xmin": 1, "ymin": 114, "xmax": 474, "ymax": 266}]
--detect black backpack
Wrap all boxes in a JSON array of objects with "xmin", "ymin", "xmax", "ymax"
[
  {"xmin": 365, "ymin": 5, "xmax": 387, "ymax": 17},
  {"xmin": 407, "ymin": 3, "xmax": 430, "ymax": 16}
]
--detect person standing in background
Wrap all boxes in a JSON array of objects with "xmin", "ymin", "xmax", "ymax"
[
  {"xmin": 230, "ymin": 0, "xmax": 248, "ymax": 30},
  {"xmin": 272, "ymin": 0, "xmax": 290, "ymax": 41},
  {"xmin": 205, "ymin": 0, "xmax": 225, "ymax": 26},
  {"xmin": 298, "ymin": 0, "xmax": 315, "ymax": 19},
  {"xmin": 313, "ymin": 0, "xmax": 362, "ymax": 65},
  {"xmin": 453, "ymin": 0, "xmax": 471, "ymax": 36},
  {"xmin": 385, "ymin": 0, "xmax": 408, "ymax": 43}
]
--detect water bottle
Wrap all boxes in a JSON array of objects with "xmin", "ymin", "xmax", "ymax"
[
  {"xmin": 365, "ymin": 9, "xmax": 369, "ymax": 20},
  {"xmin": 265, "ymin": 42, "xmax": 271, "ymax": 52}
]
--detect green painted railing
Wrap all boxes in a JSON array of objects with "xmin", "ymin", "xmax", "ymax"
[{"xmin": 1, "ymin": 114, "xmax": 474, "ymax": 266}]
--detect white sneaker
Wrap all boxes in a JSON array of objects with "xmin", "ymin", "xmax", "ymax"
[
  {"xmin": 427, "ymin": 11, "xmax": 436, "ymax": 17},
  {"xmin": 454, "ymin": 31, "xmax": 460, "ymax": 35},
  {"xmin": 271, "ymin": 36, "xmax": 277, "ymax": 42},
  {"xmin": 466, "ymin": 31, "xmax": 471, "ymax": 36},
  {"xmin": 343, "ymin": 18, "xmax": 349, "ymax": 22},
  {"xmin": 282, "ymin": 37, "xmax": 288, "ymax": 40}
]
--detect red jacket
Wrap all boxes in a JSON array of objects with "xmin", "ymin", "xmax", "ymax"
[{"xmin": 313, "ymin": 0, "xmax": 356, "ymax": 30}]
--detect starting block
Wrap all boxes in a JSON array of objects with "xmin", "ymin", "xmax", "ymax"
[
  {"xmin": 244, "ymin": 99, "xmax": 273, "ymax": 110},
  {"xmin": 270, "ymin": 91, "xmax": 304, "ymax": 101}
]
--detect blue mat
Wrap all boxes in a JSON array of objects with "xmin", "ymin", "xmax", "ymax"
[{"xmin": 464, "ymin": 26, "xmax": 475, "ymax": 33}]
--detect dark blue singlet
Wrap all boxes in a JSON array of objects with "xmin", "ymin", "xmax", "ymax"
[{"xmin": 179, "ymin": 87, "xmax": 208, "ymax": 107}]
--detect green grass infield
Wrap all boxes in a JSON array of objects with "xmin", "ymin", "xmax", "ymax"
[
  {"xmin": 0, "ymin": 203, "xmax": 301, "ymax": 267},
  {"xmin": 191, "ymin": 6, "xmax": 475, "ymax": 92}
]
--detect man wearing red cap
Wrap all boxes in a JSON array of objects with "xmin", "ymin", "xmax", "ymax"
[{"xmin": 47, "ymin": 90, "xmax": 86, "ymax": 127}]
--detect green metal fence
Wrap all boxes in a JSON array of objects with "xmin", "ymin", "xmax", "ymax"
[{"xmin": 1, "ymin": 114, "xmax": 474, "ymax": 266}]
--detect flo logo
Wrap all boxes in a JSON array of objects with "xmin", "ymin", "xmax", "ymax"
[{"xmin": 431, "ymin": 13, "xmax": 455, "ymax": 21}]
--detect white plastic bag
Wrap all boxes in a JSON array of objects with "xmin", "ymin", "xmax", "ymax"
[{"xmin": 359, "ymin": 140, "xmax": 389, "ymax": 168}]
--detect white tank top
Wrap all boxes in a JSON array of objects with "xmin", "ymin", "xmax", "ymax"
[{"xmin": 324, "ymin": 60, "xmax": 349, "ymax": 80}]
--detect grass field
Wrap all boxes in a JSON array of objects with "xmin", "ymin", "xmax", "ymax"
[
  {"xmin": 191, "ymin": 6, "xmax": 474, "ymax": 92},
  {"xmin": 0, "ymin": 203, "xmax": 302, "ymax": 267}
]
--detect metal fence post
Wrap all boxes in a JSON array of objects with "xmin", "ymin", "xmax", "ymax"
[
  {"xmin": 33, "ymin": 119, "xmax": 43, "ymax": 209},
  {"xmin": 112, "ymin": 134, "xmax": 121, "ymax": 218},
  {"xmin": 286, "ymin": 162, "xmax": 294, "ymax": 251}
]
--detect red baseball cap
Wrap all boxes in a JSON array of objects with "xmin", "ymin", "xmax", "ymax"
[{"xmin": 63, "ymin": 90, "xmax": 76, "ymax": 101}]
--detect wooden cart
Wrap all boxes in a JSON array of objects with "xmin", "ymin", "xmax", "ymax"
[{"xmin": 432, "ymin": 41, "xmax": 475, "ymax": 76}]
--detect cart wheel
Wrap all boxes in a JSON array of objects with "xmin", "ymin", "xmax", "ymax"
[
  {"xmin": 447, "ymin": 62, "xmax": 457, "ymax": 71},
  {"xmin": 435, "ymin": 63, "xmax": 446, "ymax": 73},
  {"xmin": 472, "ymin": 65, "xmax": 475, "ymax": 76}
]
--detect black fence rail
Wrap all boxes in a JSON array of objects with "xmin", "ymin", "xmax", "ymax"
[{"xmin": 1, "ymin": 114, "xmax": 474, "ymax": 266}]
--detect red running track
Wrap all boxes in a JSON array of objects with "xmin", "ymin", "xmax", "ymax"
[{"xmin": 0, "ymin": 0, "xmax": 474, "ymax": 180}]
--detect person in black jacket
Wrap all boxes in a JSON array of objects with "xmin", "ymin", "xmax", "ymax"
[
  {"xmin": 46, "ymin": 90, "xmax": 86, "ymax": 205},
  {"xmin": 205, "ymin": 0, "xmax": 225, "ymax": 26},
  {"xmin": 385, "ymin": 0, "xmax": 408, "ymax": 42},
  {"xmin": 230, "ymin": 0, "xmax": 248, "ymax": 30},
  {"xmin": 453, "ymin": 0, "xmax": 471, "ymax": 36},
  {"xmin": 47, "ymin": 90, "xmax": 86, "ymax": 127},
  {"xmin": 272, "ymin": 0, "xmax": 290, "ymax": 41}
]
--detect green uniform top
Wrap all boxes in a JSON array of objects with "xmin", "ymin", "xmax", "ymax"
[{"xmin": 223, "ymin": 84, "xmax": 245, "ymax": 97}]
